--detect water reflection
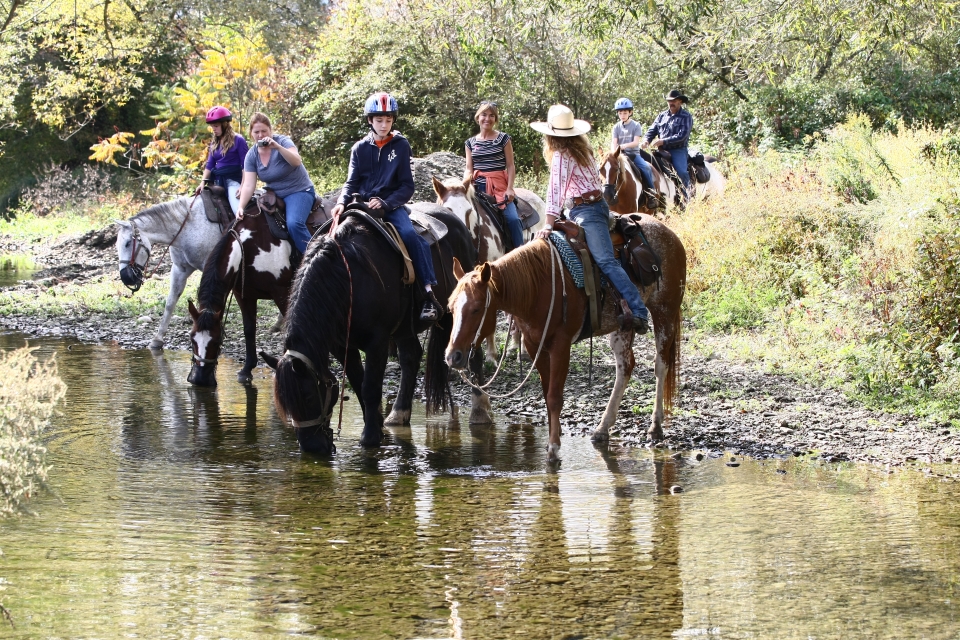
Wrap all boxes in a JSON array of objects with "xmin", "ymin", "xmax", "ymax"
[{"xmin": 0, "ymin": 333, "xmax": 959, "ymax": 638}]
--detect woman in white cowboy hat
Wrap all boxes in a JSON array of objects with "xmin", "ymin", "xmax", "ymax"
[{"xmin": 531, "ymin": 104, "xmax": 649, "ymax": 334}]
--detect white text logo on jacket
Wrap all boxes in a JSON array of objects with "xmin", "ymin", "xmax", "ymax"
[{"xmin": 387, "ymin": 150, "xmax": 397, "ymax": 162}]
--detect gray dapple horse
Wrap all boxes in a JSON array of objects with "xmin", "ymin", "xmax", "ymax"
[{"xmin": 115, "ymin": 196, "xmax": 225, "ymax": 349}]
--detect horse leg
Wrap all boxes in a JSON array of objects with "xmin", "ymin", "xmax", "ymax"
[
  {"xmin": 385, "ymin": 335, "xmax": 422, "ymax": 426},
  {"xmin": 468, "ymin": 346, "xmax": 493, "ymax": 424},
  {"xmin": 648, "ymin": 307, "xmax": 671, "ymax": 442},
  {"xmin": 359, "ymin": 341, "xmax": 388, "ymax": 448},
  {"xmin": 484, "ymin": 334, "xmax": 499, "ymax": 365},
  {"xmin": 342, "ymin": 347, "xmax": 366, "ymax": 416},
  {"xmin": 150, "ymin": 263, "xmax": 192, "ymax": 349},
  {"xmin": 236, "ymin": 295, "xmax": 259, "ymax": 383},
  {"xmin": 592, "ymin": 329, "xmax": 635, "ymax": 442}
]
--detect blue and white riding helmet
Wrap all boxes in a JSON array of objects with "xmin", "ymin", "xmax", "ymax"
[
  {"xmin": 614, "ymin": 97, "xmax": 634, "ymax": 111},
  {"xmin": 364, "ymin": 92, "xmax": 399, "ymax": 118}
]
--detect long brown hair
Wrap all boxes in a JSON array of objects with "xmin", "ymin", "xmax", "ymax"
[
  {"xmin": 211, "ymin": 120, "xmax": 237, "ymax": 154},
  {"xmin": 542, "ymin": 134, "xmax": 594, "ymax": 169}
]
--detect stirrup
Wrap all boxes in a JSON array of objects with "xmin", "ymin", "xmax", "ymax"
[
  {"xmin": 419, "ymin": 294, "xmax": 442, "ymax": 323},
  {"xmin": 632, "ymin": 315, "xmax": 650, "ymax": 335}
]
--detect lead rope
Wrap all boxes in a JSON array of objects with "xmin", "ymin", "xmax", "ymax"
[
  {"xmin": 332, "ymin": 238, "xmax": 353, "ymax": 441},
  {"xmin": 458, "ymin": 241, "xmax": 561, "ymax": 399}
]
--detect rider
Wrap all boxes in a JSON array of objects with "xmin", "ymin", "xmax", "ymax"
[
  {"xmin": 464, "ymin": 101, "xmax": 524, "ymax": 250},
  {"xmin": 329, "ymin": 92, "xmax": 443, "ymax": 323},
  {"xmin": 236, "ymin": 112, "xmax": 317, "ymax": 254},
  {"xmin": 611, "ymin": 98, "xmax": 658, "ymax": 210},
  {"xmin": 531, "ymin": 105, "xmax": 649, "ymax": 334},
  {"xmin": 642, "ymin": 90, "xmax": 693, "ymax": 202},
  {"xmin": 197, "ymin": 106, "xmax": 249, "ymax": 214}
]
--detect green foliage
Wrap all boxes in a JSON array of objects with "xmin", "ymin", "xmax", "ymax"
[{"xmin": 0, "ymin": 346, "xmax": 66, "ymax": 518}]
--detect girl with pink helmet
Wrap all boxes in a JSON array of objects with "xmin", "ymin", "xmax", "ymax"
[{"xmin": 196, "ymin": 106, "xmax": 249, "ymax": 214}]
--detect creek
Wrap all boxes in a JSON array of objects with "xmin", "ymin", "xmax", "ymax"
[{"xmin": 1, "ymin": 332, "xmax": 958, "ymax": 639}]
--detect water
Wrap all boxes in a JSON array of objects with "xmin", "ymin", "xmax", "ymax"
[
  {"xmin": 1, "ymin": 333, "xmax": 959, "ymax": 639},
  {"xmin": 0, "ymin": 256, "xmax": 37, "ymax": 287}
]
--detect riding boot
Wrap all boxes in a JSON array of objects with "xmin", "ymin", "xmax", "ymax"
[
  {"xmin": 419, "ymin": 290, "xmax": 443, "ymax": 324},
  {"xmin": 645, "ymin": 191, "xmax": 659, "ymax": 210}
]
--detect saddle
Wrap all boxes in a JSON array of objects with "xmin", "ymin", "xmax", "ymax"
[
  {"xmin": 650, "ymin": 149, "xmax": 712, "ymax": 190},
  {"xmin": 552, "ymin": 214, "xmax": 663, "ymax": 340},
  {"xmin": 475, "ymin": 192, "xmax": 541, "ymax": 249},
  {"xmin": 258, "ymin": 189, "xmax": 334, "ymax": 243},
  {"xmin": 201, "ymin": 185, "xmax": 234, "ymax": 227}
]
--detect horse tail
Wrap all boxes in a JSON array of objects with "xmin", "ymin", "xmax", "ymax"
[
  {"xmin": 424, "ymin": 313, "xmax": 453, "ymax": 416},
  {"xmin": 663, "ymin": 305, "xmax": 682, "ymax": 414}
]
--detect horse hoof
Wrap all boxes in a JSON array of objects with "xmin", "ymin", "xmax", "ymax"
[
  {"xmin": 148, "ymin": 338, "xmax": 164, "ymax": 350},
  {"xmin": 237, "ymin": 370, "xmax": 253, "ymax": 384},
  {"xmin": 384, "ymin": 409, "xmax": 411, "ymax": 426},
  {"xmin": 647, "ymin": 427, "xmax": 665, "ymax": 443},
  {"xmin": 591, "ymin": 430, "xmax": 609, "ymax": 443},
  {"xmin": 359, "ymin": 432, "xmax": 383, "ymax": 448},
  {"xmin": 546, "ymin": 443, "xmax": 561, "ymax": 462}
]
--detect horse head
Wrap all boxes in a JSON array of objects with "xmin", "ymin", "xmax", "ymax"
[
  {"xmin": 433, "ymin": 176, "xmax": 478, "ymax": 234},
  {"xmin": 445, "ymin": 258, "xmax": 498, "ymax": 370},
  {"xmin": 598, "ymin": 147, "xmax": 622, "ymax": 206},
  {"xmin": 262, "ymin": 349, "xmax": 337, "ymax": 455},
  {"xmin": 186, "ymin": 299, "xmax": 223, "ymax": 387},
  {"xmin": 114, "ymin": 219, "xmax": 152, "ymax": 293}
]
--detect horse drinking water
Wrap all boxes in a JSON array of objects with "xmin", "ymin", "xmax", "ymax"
[{"xmin": 445, "ymin": 215, "xmax": 686, "ymax": 461}]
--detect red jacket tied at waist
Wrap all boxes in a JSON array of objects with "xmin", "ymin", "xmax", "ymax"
[{"xmin": 473, "ymin": 169, "xmax": 511, "ymax": 209}]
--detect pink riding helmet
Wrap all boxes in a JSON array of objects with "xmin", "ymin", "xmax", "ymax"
[{"xmin": 205, "ymin": 106, "xmax": 233, "ymax": 123}]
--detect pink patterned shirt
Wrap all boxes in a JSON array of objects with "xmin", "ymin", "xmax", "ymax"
[{"xmin": 546, "ymin": 150, "xmax": 602, "ymax": 218}]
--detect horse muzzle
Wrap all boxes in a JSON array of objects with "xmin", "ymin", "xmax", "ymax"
[
  {"xmin": 187, "ymin": 361, "xmax": 218, "ymax": 387},
  {"xmin": 119, "ymin": 265, "xmax": 144, "ymax": 292},
  {"xmin": 445, "ymin": 348, "xmax": 467, "ymax": 370}
]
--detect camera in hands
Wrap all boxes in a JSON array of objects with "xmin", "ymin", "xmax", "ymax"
[{"xmin": 257, "ymin": 138, "xmax": 272, "ymax": 147}]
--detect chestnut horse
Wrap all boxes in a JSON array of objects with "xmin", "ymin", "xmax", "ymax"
[
  {"xmin": 445, "ymin": 216, "xmax": 685, "ymax": 461},
  {"xmin": 432, "ymin": 177, "xmax": 545, "ymax": 362}
]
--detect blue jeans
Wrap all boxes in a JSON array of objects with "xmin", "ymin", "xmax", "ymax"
[
  {"xmin": 284, "ymin": 187, "xmax": 316, "ymax": 254},
  {"xmin": 666, "ymin": 148, "xmax": 690, "ymax": 195},
  {"xmin": 625, "ymin": 152, "xmax": 655, "ymax": 190},
  {"xmin": 569, "ymin": 201, "xmax": 648, "ymax": 320},
  {"xmin": 503, "ymin": 200, "xmax": 524, "ymax": 249},
  {"xmin": 384, "ymin": 206, "xmax": 437, "ymax": 286}
]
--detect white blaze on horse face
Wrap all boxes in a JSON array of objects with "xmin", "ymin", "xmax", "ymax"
[
  {"xmin": 193, "ymin": 330, "xmax": 213, "ymax": 365},
  {"xmin": 225, "ymin": 229, "xmax": 253, "ymax": 274},
  {"xmin": 252, "ymin": 239, "xmax": 292, "ymax": 279},
  {"xmin": 449, "ymin": 291, "xmax": 470, "ymax": 350}
]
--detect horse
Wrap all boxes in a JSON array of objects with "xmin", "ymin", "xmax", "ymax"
[
  {"xmin": 444, "ymin": 216, "xmax": 686, "ymax": 461},
  {"xmin": 115, "ymin": 195, "xmax": 225, "ymax": 349},
  {"xmin": 598, "ymin": 147, "xmax": 726, "ymax": 214},
  {"xmin": 432, "ymin": 177, "xmax": 546, "ymax": 361},
  {"xmin": 261, "ymin": 204, "xmax": 480, "ymax": 454}
]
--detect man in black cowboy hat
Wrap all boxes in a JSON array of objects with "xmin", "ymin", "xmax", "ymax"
[{"xmin": 642, "ymin": 90, "xmax": 693, "ymax": 201}]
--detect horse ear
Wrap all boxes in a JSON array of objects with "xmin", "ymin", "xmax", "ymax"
[
  {"xmin": 260, "ymin": 351, "xmax": 279, "ymax": 371},
  {"xmin": 612, "ymin": 145, "xmax": 621, "ymax": 157},
  {"xmin": 452, "ymin": 257, "xmax": 465, "ymax": 280},
  {"xmin": 479, "ymin": 262, "xmax": 491, "ymax": 283},
  {"xmin": 188, "ymin": 299, "xmax": 200, "ymax": 320},
  {"xmin": 432, "ymin": 176, "xmax": 447, "ymax": 198}
]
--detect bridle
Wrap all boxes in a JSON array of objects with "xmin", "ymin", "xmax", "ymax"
[
  {"xmin": 601, "ymin": 155, "xmax": 623, "ymax": 205},
  {"xmin": 283, "ymin": 349, "xmax": 337, "ymax": 432},
  {"xmin": 121, "ymin": 221, "xmax": 151, "ymax": 292}
]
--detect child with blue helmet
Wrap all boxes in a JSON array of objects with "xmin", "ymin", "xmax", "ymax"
[
  {"xmin": 611, "ymin": 98, "xmax": 658, "ymax": 210},
  {"xmin": 330, "ymin": 92, "xmax": 442, "ymax": 322}
]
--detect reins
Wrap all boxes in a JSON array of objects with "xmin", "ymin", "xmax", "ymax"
[
  {"xmin": 330, "ymin": 231, "xmax": 353, "ymax": 442},
  {"xmin": 458, "ymin": 241, "xmax": 564, "ymax": 399},
  {"xmin": 148, "ymin": 193, "xmax": 200, "ymax": 281}
]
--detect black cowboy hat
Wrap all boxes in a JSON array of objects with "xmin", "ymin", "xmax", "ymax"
[{"xmin": 665, "ymin": 90, "xmax": 689, "ymax": 103}]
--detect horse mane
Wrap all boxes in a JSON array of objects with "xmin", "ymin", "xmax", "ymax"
[
  {"xmin": 132, "ymin": 197, "xmax": 190, "ymax": 227},
  {"xmin": 450, "ymin": 239, "xmax": 553, "ymax": 319},
  {"xmin": 195, "ymin": 218, "xmax": 241, "ymax": 314}
]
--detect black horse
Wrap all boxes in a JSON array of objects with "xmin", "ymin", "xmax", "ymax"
[{"xmin": 261, "ymin": 204, "xmax": 479, "ymax": 454}]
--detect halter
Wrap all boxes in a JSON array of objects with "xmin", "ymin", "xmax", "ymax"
[
  {"xmin": 283, "ymin": 349, "xmax": 336, "ymax": 431},
  {"xmin": 121, "ymin": 222, "xmax": 152, "ymax": 293}
]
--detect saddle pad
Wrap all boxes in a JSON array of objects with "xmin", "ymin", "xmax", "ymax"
[
  {"xmin": 409, "ymin": 211, "xmax": 448, "ymax": 245},
  {"xmin": 548, "ymin": 231, "xmax": 584, "ymax": 289}
]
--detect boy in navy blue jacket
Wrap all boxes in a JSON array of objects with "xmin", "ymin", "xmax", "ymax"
[{"xmin": 330, "ymin": 92, "xmax": 441, "ymax": 321}]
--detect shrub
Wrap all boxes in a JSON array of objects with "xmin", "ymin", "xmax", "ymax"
[{"xmin": 0, "ymin": 347, "xmax": 67, "ymax": 518}]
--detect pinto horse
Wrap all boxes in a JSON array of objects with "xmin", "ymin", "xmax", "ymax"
[
  {"xmin": 445, "ymin": 216, "xmax": 686, "ymax": 461},
  {"xmin": 432, "ymin": 177, "xmax": 545, "ymax": 361},
  {"xmin": 261, "ymin": 204, "xmax": 478, "ymax": 454}
]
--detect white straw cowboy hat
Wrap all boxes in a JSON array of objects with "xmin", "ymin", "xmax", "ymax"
[{"xmin": 530, "ymin": 104, "xmax": 592, "ymax": 137}]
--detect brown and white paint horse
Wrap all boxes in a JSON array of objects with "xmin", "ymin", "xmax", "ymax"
[
  {"xmin": 433, "ymin": 177, "xmax": 546, "ymax": 362},
  {"xmin": 598, "ymin": 146, "xmax": 726, "ymax": 214},
  {"xmin": 445, "ymin": 216, "xmax": 686, "ymax": 461}
]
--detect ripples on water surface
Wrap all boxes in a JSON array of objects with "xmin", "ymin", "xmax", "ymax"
[{"xmin": 1, "ymin": 333, "xmax": 959, "ymax": 639}]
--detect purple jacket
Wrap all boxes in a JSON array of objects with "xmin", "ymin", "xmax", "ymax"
[{"xmin": 206, "ymin": 135, "xmax": 249, "ymax": 171}]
